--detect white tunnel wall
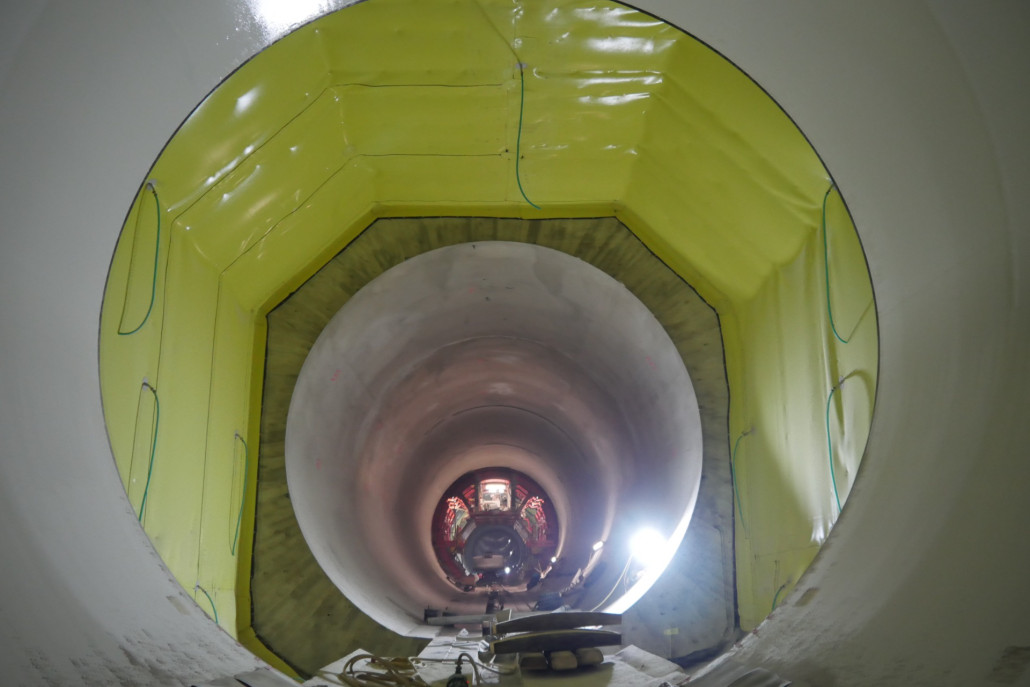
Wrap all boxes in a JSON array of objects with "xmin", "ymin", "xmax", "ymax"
[
  {"xmin": 285, "ymin": 242, "xmax": 703, "ymax": 632},
  {"xmin": 0, "ymin": 2, "xmax": 1027, "ymax": 687}
]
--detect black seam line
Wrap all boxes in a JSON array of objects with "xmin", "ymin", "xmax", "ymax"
[
  {"xmin": 333, "ymin": 82, "xmax": 507, "ymax": 88},
  {"xmin": 217, "ymin": 152, "xmax": 509, "ymax": 275},
  {"xmin": 170, "ymin": 83, "xmax": 508, "ymax": 225},
  {"xmin": 357, "ymin": 152, "xmax": 504, "ymax": 158},
  {"xmin": 169, "ymin": 87, "xmax": 333, "ymax": 222}
]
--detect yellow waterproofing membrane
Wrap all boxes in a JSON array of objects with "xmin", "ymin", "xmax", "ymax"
[{"xmin": 99, "ymin": 0, "xmax": 876, "ymax": 659}]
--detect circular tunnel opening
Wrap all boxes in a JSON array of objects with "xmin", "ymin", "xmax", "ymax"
[
  {"xmin": 430, "ymin": 467, "xmax": 559, "ymax": 594},
  {"xmin": 285, "ymin": 241, "xmax": 703, "ymax": 634},
  {"xmin": 97, "ymin": 0, "xmax": 877, "ymax": 673}
]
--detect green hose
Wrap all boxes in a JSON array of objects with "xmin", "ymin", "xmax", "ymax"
[
  {"xmin": 195, "ymin": 584, "xmax": 219, "ymax": 625},
  {"xmin": 822, "ymin": 183, "xmax": 850, "ymax": 345},
  {"xmin": 117, "ymin": 182, "xmax": 160, "ymax": 336},
  {"xmin": 730, "ymin": 430, "xmax": 752, "ymax": 538},
  {"xmin": 230, "ymin": 432, "xmax": 250, "ymax": 557},
  {"xmin": 137, "ymin": 381, "xmax": 160, "ymax": 523},
  {"xmin": 469, "ymin": 0, "xmax": 541, "ymax": 211},
  {"xmin": 516, "ymin": 63, "xmax": 540, "ymax": 210},
  {"xmin": 463, "ymin": 1, "xmax": 535, "ymax": 210},
  {"xmin": 826, "ymin": 382, "xmax": 844, "ymax": 514}
]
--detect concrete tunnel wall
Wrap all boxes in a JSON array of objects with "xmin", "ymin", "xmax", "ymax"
[
  {"xmin": 0, "ymin": 2, "xmax": 1027, "ymax": 686},
  {"xmin": 286, "ymin": 241, "xmax": 703, "ymax": 632}
]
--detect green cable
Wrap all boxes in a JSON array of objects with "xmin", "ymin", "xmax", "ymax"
[
  {"xmin": 821, "ymin": 182, "xmax": 850, "ymax": 345},
  {"xmin": 471, "ymin": 0, "xmax": 539, "ymax": 210},
  {"xmin": 729, "ymin": 430, "xmax": 752, "ymax": 537},
  {"xmin": 137, "ymin": 381, "xmax": 160, "ymax": 523},
  {"xmin": 117, "ymin": 182, "xmax": 161, "ymax": 336},
  {"xmin": 771, "ymin": 581, "xmax": 789, "ymax": 611},
  {"xmin": 195, "ymin": 584, "xmax": 219, "ymax": 625},
  {"xmin": 230, "ymin": 432, "xmax": 250, "ymax": 557},
  {"xmin": 515, "ymin": 63, "xmax": 540, "ymax": 210},
  {"xmin": 826, "ymin": 382, "xmax": 844, "ymax": 514}
]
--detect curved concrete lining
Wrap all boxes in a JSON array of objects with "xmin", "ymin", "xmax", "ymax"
[
  {"xmin": 98, "ymin": 0, "xmax": 873, "ymax": 657},
  {"xmin": 1, "ymin": 2, "xmax": 1028, "ymax": 686},
  {"xmin": 286, "ymin": 242, "xmax": 702, "ymax": 634}
]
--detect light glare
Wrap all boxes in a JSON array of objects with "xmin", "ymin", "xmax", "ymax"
[
  {"xmin": 630, "ymin": 528, "xmax": 667, "ymax": 567},
  {"xmin": 247, "ymin": 0, "xmax": 336, "ymax": 37}
]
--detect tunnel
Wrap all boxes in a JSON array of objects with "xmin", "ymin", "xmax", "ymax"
[
  {"xmin": 1, "ymin": 2, "xmax": 1029, "ymax": 686},
  {"xmin": 95, "ymin": 0, "xmax": 878, "ymax": 672},
  {"xmin": 284, "ymin": 240, "xmax": 706, "ymax": 630}
]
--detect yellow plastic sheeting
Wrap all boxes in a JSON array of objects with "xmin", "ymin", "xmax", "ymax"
[
  {"xmin": 102, "ymin": 185, "xmax": 169, "ymax": 487},
  {"xmin": 99, "ymin": 0, "xmax": 877, "ymax": 657},
  {"xmin": 728, "ymin": 187, "xmax": 877, "ymax": 629},
  {"xmin": 100, "ymin": 197, "xmax": 260, "ymax": 637},
  {"xmin": 154, "ymin": 36, "xmax": 329, "ymax": 218},
  {"xmin": 152, "ymin": 0, "xmax": 673, "ymax": 311},
  {"xmin": 621, "ymin": 35, "xmax": 832, "ymax": 310},
  {"xmin": 182, "ymin": 90, "xmax": 352, "ymax": 269}
]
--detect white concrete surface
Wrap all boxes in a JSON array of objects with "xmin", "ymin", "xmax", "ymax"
[
  {"xmin": 0, "ymin": 1, "xmax": 1027, "ymax": 685},
  {"xmin": 286, "ymin": 242, "xmax": 702, "ymax": 634}
]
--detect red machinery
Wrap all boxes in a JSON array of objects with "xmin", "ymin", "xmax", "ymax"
[{"xmin": 430, "ymin": 468, "xmax": 559, "ymax": 591}]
